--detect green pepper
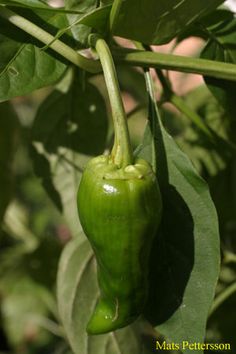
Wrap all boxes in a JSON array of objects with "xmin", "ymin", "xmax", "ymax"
[
  {"xmin": 77, "ymin": 35, "xmax": 162, "ymax": 335},
  {"xmin": 77, "ymin": 155, "xmax": 162, "ymax": 334}
]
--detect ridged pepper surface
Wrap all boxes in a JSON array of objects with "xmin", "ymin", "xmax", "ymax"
[{"xmin": 77, "ymin": 155, "xmax": 162, "ymax": 334}]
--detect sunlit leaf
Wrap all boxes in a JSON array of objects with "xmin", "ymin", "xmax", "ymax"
[
  {"xmin": 65, "ymin": 0, "xmax": 98, "ymax": 45},
  {"xmin": 0, "ymin": 8, "xmax": 69, "ymax": 100}
]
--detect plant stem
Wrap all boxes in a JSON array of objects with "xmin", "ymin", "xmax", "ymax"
[
  {"xmin": 151, "ymin": 59, "xmax": 214, "ymax": 138},
  {"xmin": 112, "ymin": 48, "xmax": 236, "ymax": 82},
  {"xmin": 1, "ymin": 8, "xmax": 236, "ymax": 82},
  {"xmin": 89, "ymin": 34, "xmax": 133, "ymax": 167},
  {"xmin": 209, "ymin": 282, "xmax": 236, "ymax": 317},
  {"xmin": 109, "ymin": 0, "xmax": 122, "ymax": 33},
  {"xmin": 223, "ymin": 251, "xmax": 236, "ymax": 264},
  {"xmin": 0, "ymin": 7, "xmax": 101, "ymax": 73},
  {"xmin": 145, "ymin": 52, "xmax": 236, "ymax": 151},
  {"xmin": 31, "ymin": 316, "xmax": 65, "ymax": 338},
  {"xmin": 171, "ymin": 93, "xmax": 236, "ymax": 152},
  {"xmin": 144, "ymin": 70, "xmax": 160, "ymax": 173}
]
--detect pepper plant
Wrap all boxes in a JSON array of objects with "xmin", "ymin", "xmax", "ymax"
[{"xmin": 0, "ymin": 0, "xmax": 236, "ymax": 353}]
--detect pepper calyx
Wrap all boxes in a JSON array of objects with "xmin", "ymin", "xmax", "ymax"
[{"xmin": 85, "ymin": 155, "xmax": 155, "ymax": 180}]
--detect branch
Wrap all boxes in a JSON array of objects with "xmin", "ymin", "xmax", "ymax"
[
  {"xmin": 1, "ymin": 6, "xmax": 236, "ymax": 82},
  {"xmin": 112, "ymin": 48, "xmax": 236, "ymax": 82}
]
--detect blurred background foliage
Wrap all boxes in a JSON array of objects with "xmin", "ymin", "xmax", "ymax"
[{"xmin": 0, "ymin": 1, "xmax": 236, "ymax": 353}]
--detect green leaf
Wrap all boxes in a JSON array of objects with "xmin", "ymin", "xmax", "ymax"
[
  {"xmin": 176, "ymin": 8, "xmax": 233, "ymax": 43},
  {"xmin": 31, "ymin": 79, "xmax": 108, "ymax": 236},
  {"xmin": 30, "ymin": 144, "xmax": 87, "ymax": 238},
  {"xmin": 0, "ymin": 9, "xmax": 68, "ymax": 101},
  {"xmin": 1, "ymin": 276, "xmax": 54, "ymax": 347},
  {"xmin": 165, "ymin": 86, "xmax": 233, "ymax": 177},
  {"xmin": 200, "ymin": 9, "xmax": 236, "ymax": 119},
  {"xmin": 2, "ymin": 200, "xmax": 38, "ymax": 249},
  {"xmin": 0, "ymin": 102, "xmax": 19, "ymax": 223},
  {"xmin": 76, "ymin": 5, "xmax": 111, "ymax": 35},
  {"xmin": 65, "ymin": 0, "xmax": 98, "ymax": 45},
  {"xmin": 0, "ymin": 0, "xmax": 84, "ymax": 13},
  {"xmin": 32, "ymin": 79, "xmax": 108, "ymax": 155},
  {"xmin": 113, "ymin": 0, "xmax": 225, "ymax": 45},
  {"xmin": 57, "ymin": 236, "xmax": 146, "ymax": 354},
  {"xmin": 137, "ymin": 73, "xmax": 220, "ymax": 353},
  {"xmin": 0, "ymin": 0, "xmax": 49, "ymax": 8}
]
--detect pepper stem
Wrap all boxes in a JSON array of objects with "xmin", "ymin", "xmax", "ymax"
[{"xmin": 89, "ymin": 34, "xmax": 133, "ymax": 168}]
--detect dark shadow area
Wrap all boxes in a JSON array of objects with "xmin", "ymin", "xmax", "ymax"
[
  {"xmin": 207, "ymin": 291, "xmax": 236, "ymax": 353},
  {"xmin": 30, "ymin": 145, "xmax": 63, "ymax": 212},
  {"xmin": 0, "ymin": 306, "xmax": 10, "ymax": 352},
  {"xmin": 31, "ymin": 79, "xmax": 108, "ymax": 156},
  {"xmin": 141, "ymin": 79, "xmax": 195, "ymax": 326},
  {"xmin": 145, "ymin": 186, "xmax": 194, "ymax": 325},
  {"xmin": 0, "ymin": 102, "xmax": 19, "ymax": 223},
  {"xmin": 204, "ymin": 76, "xmax": 236, "ymax": 125},
  {"xmin": 208, "ymin": 157, "xmax": 236, "ymax": 252},
  {"xmin": 23, "ymin": 235, "xmax": 62, "ymax": 288}
]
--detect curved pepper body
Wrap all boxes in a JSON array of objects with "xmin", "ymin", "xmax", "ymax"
[{"xmin": 77, "ymin": 155, "xmax": 162, "ymax": 334}]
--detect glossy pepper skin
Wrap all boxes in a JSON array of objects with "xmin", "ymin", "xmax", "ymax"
[{"xmin": 77, "ymin": 155, "xmax": 162, "ymax": 335}]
